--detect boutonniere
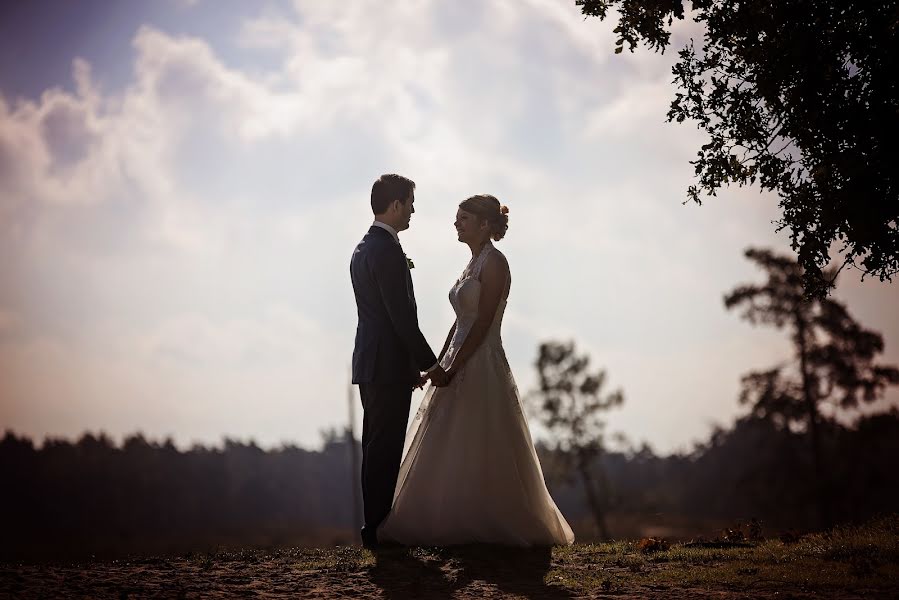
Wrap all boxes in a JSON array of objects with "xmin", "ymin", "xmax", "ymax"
[{"xmin": 405, "ymin": 254, "xmax": 415, "ymax": 270}]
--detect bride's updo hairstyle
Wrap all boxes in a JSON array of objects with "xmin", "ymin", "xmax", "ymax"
[{"xmin": 459, "ymin": 194, "xmax": 509, "ymax": 242}]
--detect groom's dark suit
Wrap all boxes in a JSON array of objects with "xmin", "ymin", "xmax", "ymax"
[{"xmin": 351, "ymin": 224, "xmax": 437, "ymax": 544}]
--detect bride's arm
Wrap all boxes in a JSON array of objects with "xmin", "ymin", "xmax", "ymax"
[
  {"xmin": 446, "ymin": 253, "xmax": 508, "ymax": 377},
  {"xmin": 437, "ymin": 322, "xmax": 457, "ymax": 362}
]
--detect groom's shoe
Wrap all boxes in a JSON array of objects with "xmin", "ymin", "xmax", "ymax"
[{"xmin": 360, "ymin": 526, "xmax": 378, "ymax": 550}]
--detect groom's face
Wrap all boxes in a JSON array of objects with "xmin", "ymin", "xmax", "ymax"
[{"xmin": 397, "ymin": 190, "xmax": 415, "ymax": 231}]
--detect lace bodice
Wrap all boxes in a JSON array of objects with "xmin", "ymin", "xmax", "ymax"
[{"xmin": 441, "ymin": 241, "xmax": 508, "ymax": 370}]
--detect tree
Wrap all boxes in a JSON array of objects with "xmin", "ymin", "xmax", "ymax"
[
  {"xmin": 724, "ymin": 247, "xmax": 899, "ymax": 525},
  {"xmin": 529, "ymin": 341, "xmax": 624, "ymax": 539},
  {"xmin": 576, "ymin": 0, "xmax": 899, "ymax": 298}
]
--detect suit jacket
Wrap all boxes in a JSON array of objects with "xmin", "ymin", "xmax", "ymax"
[{"xmin": 351, "ymin": 226, "xmax": 437, "ymax": 385}]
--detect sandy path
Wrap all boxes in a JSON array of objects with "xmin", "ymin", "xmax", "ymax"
[{"xmin": 2, "ymin": 549, "xmax": 891, "ymax": 599}]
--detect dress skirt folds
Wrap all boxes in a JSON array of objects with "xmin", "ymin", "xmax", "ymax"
[{"xmin": 378, "ymin": 242, "xmax": 574, "ymax": 547}]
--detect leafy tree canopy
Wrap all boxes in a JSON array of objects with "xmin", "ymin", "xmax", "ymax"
[{"xmin": 577, "ymin": 0, "xmax": 899, "ymax": 297}]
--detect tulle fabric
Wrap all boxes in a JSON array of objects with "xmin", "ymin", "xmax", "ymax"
[{"xmin": 378, "ymin": 243, "xmax": 575, "ymax": 547}]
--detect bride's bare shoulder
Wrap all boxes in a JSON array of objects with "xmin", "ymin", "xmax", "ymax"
[{"xmin": 482, "ymin": 248, "xmax": 510, "ymax": 280}]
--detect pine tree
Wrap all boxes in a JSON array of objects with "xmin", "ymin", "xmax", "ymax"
[{"xmin": 725, "ymin": 247, "xmax": 899, "ymax": 525}]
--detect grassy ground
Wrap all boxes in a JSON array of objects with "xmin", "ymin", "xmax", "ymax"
[{"xmin": 2, "ymin": 516, "xmax": 897, "ymax": 598}]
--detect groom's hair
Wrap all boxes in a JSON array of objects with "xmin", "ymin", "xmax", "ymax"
[{"xmin": 371, "ymin": 174, "xmax": 415, "ymax": 214}]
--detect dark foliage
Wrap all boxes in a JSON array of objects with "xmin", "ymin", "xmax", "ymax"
[
  {"xmin": 726, "ymin": 247, "xmax": 899, "ymax": 427},
  {"xmin": 724, "ymin": 246, "xmax": 899, "ymax": 525},
  {"xmin": 576, "ymin": 0, "xmax": 899, "ymax": 297},
  {"xmin": 3, "ymin": 410, "xmax": 897, "ymax": 558},
  {"xmin": 0, "ymin": 431, "xmax": 360, "ymax": 559},
  {"xmin": 547, "ymin": 410, "xmax": 899, "ymax": 535},
  {"xmin": 528, "ymin": 341, "xmax": 624, "ymax": 539}
]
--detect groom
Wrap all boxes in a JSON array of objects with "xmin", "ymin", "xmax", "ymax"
[{"xmin": 350, "ymin": 173, "xmax": 449, "ymax": 549}]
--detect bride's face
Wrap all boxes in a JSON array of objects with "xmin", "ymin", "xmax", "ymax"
[{"xmin": 454, "ymin": 208, "xmax": 488, "ymax": 244}]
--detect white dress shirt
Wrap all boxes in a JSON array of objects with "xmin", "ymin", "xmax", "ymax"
[{"xmin": 371, "ymin": 220, "xmax": 400, "ymax": 244}]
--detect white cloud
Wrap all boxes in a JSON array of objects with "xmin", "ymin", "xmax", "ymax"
[
  {"xmin": 584, "ymin": 76, "xmax": 675, "ymax": 138},
  {"xmin": 1, "ymin": 0, "xmax": 896, "ymax": 453}
]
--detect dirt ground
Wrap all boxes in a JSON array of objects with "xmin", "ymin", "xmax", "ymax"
[{"xmin": 2, "ymin": 543, "xmax": 895, "ymax": 599}]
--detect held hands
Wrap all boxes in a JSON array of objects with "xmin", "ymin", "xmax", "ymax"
[
  {"xmin": 431, "ymin": 366, "xmax": 450, "ymax": 387},
  {"xmin": 416, "ymin": 372, "xmax": 429, "ymax": 389},
  {"xmin": 418, "ymin": 365, "xmax": 453, "ymax": 389}
]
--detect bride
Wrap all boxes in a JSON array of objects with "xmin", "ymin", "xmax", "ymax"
[{"xmin": 377, "ymin": 194, "xmax": 575, "ymax": 547}]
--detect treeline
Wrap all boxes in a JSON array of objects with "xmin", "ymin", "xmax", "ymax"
[
  {"xmin": 2, "ymin": 432, "xmax": 357, "ymax": 559},
  {"xmin": 3, "ymin": 409, "xmax": 898, "ymax": 559},
  {"xmin": 554, "ymin": 411, "xmax": 899, "ymax": 537}
]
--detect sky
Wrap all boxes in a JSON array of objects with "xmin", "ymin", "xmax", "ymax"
[{"xmin": 1, "ymin": 0, "xmax": 897, "ymax": 455}]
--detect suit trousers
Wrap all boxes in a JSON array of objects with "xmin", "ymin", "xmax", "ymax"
[{"xmin": 358, "ymin": 382, "xmax": 413, "ymax": 534}]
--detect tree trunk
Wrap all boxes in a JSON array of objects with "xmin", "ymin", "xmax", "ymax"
[
  {"xmin": 576, "ymin": 452, "xmax": 611, "ymax": 540},
  {"xmin": 796, "ymin": 314, "xmax": 828, "ymax": 528}
]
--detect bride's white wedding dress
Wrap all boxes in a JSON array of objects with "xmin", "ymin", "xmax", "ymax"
[{"xmin": 378, "ymin": 241, "xmax": 575, "ymax": 546}]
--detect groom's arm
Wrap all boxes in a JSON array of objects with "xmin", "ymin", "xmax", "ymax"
[{"xmin": 371, "ymin": 244, "xmax": 438, "ymax": 371}]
